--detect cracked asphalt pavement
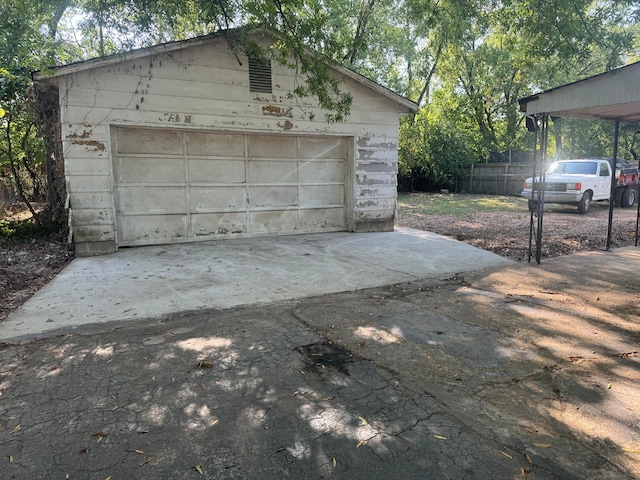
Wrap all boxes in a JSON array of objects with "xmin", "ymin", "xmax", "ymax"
[{"xmin": 1, "ymin": 247, "xmax": 639, "ymax": 479}]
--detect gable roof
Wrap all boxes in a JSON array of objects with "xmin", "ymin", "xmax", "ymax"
[
  {"xmin": 33, "ymin": 29, "xmax": 418, "ymax": 113},
  {"xmin": 519, "ymin": 61, "xmax": 640, "ymax": 123}
]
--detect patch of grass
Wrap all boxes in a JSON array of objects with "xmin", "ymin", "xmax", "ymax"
[{"xmin": 398, "ymin": 192, "xmax": 528, "ymax": 216}]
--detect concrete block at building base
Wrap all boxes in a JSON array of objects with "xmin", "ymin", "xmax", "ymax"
[
  {"xmin": 75, "ymin": 240, "xmax": 117, "ymax": 257},
  {"xmin": 354, "ymin": 219, "xmax": 395, "ymax": 233}
]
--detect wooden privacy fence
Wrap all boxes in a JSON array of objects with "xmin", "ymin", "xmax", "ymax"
[{"xmin": 457, "ymin": 163, "xmax": 536, "ymax": 195}]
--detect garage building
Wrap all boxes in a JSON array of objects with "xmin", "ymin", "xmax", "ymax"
[{"xmin": 34, "ymin": 30, "xmax": 417, "ymax": 256}]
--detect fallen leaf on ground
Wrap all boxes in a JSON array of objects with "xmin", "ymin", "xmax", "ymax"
[
  {"xmin": 195, "ymin": 360, "xmax": 213, "ymax": 368},
  {"xmin": 500, "ymin": 451, "xmax": 512, "ymax": 459},
  {"xmin": 194, "ymin": 465, "xmax": 204, "ymax": 474},
  {"xmin": 433, "ymin": 435, "xmax": 447, "ymax": 440},
  {"xmin": 532, "ymin": 443, "xmax": 551, "ymax": 448},
  {"xmin": 622, "ymin": 448, "xmax": 640, "ymax": 453},
  {"xmin": 525, "ymin": 454, "xmax": 533, "ymax": 464},
  {"xmin": 332, "ymin": 457, "xmax": 337, "ymax": 468},
  {"xmin": 358, "ymin": 416, "xmax": 367, "ymax": 425},
  {"xmin": 357, "ymin": 440, "xmax": 365, "ymax": 448},
  {"xmin": 134, "ymin": 449, "xmax": 144, "ymax": 454},
  {"xmin": 12, "ymin": 425, "xmax": 21, "ymax": 433}
]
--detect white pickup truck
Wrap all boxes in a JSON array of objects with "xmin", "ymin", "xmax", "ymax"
[{"xmin": 521, "ymin": 158, "xmax": 639, "ymax": 214}]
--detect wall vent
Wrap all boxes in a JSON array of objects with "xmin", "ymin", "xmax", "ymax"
[{"xmin": 249, "ymin": 57, "xmax": 272, "ymax": 93}]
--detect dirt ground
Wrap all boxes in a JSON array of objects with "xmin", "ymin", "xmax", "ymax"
[
  {"xmin": 397, "ymin": 198, "xmax": 639, "ymax": 262},
  {"xmin": 1, "ymin": 197, "xmax": 638, "ymax": 322},
  {"xmin": 0, "ymin": 204, "xmax": 73, "ymax": 322}
]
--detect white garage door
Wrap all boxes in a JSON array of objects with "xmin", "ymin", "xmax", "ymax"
[{"xmin": 113, "ymin": 127, "xmax": 348, "ymax": 246}]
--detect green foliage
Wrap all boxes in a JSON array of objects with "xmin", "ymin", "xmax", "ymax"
[
  {"xmin": 0, "ymin": 218, "xmax": 62, "ymax": 244},
  {"xmin": 399, "ymin": 111, "xmax": 475, "ymax": 191}
]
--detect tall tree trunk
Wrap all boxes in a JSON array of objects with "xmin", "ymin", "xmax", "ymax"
[{"xmin": 4, "ymin": 114, "xmax": 37, "ymax": 218}]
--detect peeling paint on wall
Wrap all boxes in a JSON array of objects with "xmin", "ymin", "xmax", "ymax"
[
  {"xmin": 278, "ymin": 120, "xmax": 294, "ymax": 130},
  {"xmin": 356, "ymin": 175, "xmax": 396, "ymax": 186},
  {"xmin": 262, "ymin": 105, "xmax": 293, "ymax": 118},
  {"xmin": 357, "ymin": 137, "xmax": 397, "ymax": 149},
  {"xmin": 69, "ymin": 140, "xmax": 106, "ymax": 152},
  {"xmin": 67, "ymin": 130, "xmax": 93, "ymax": 139}
]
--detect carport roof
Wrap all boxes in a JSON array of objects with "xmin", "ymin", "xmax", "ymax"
[{"xmin": 519, "ymin": 61, "xmax": 640, "ymax": 123}]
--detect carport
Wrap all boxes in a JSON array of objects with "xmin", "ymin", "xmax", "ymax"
[{"xmin": 519, "ymin": 61, "xmax": 640, "ymax": 263}]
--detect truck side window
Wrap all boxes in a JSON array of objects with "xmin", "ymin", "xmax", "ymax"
[{"xmin": 600, "ymin": 163, "xmax": 610, "ymax": 176}]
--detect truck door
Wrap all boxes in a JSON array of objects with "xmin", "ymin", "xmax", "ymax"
[{"xmin": 597, "ymin": 162, "xmax": 612, "ymax": 200}]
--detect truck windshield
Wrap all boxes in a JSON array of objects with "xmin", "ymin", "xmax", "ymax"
[{"xmin": 547, "ymin": 161, "xmax": 598, "ymax": 175}]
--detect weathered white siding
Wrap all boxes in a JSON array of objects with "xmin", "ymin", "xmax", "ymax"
[{"xmin": 45, "ymin": 34, "xmax": 412, "ymax": 254}]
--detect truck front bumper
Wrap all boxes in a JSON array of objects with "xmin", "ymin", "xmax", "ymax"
[{"xmin": 521, "ymin": 190, "xmax": 583, "ymax": 204}]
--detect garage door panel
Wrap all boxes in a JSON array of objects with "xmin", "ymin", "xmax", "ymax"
[
  {"xmin": 118, "ymin": 215, "xmax": 188, "ymax": 242},
  {"xmin": 247, "ymin": 135, "xmax": 297, "ymax": 158},
  {"xmin": 114, "ymin": 128, "xmax": 347, "ymax": 245},
  {"xmin": 299, "ymin": 137, "xmax": 347, "ymax": 159},
  {"xmin": 249, "ymin": 186, "xmax": 298, "ymax": 208},
  {"xmin": 299, "ymin": 160, "xmax": 344, "ymax": 183},
  {"xmin": 189, "ymin": 159, "xmax": 245, "ymax": 183},
  {"xmin": 117, "ymin": 127, "xmax": 183, "ymax": 155},
  {"xmin": 299, "ymin": 208, "xmax": 346, "ymax": 230},
  {"xmin": 117, "ymin": 186, "xmax": 187, "ymax": 213},
  {"xmin": 190, "ymin": 187, "xmax": 247, "ymax": 211},
  {"xmin": 247, "ymin": 160, "xmax": 297, "ymax": 184},
  {"xmin": 116, "ymin": 156, "xmax": 185, "ymax": 183},
  {"xmin": 191, "ymin": 213, "xmax": 247, "ymax": 236},
  {"xmin": 186, "ymin": 132, "xmax": 244, "ymax": 157},
  {"xmin": 299, "ymin": 185, "xmax": 345, "ymax": 207},
  {"xmin": 249, "ymin": 210, "xmax": 298, "ymax": 234}
]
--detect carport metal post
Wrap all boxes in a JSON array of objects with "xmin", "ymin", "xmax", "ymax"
[
  {"xmin": 527, "ymin": 114, "xmax": 548, "ymax": 264},
  {"xmin": 637, "ymin": 151, "xmax": 640, "ymax": 246},
  {"xmin": 606, "ymin": 120, "xmax": 620, "ymax": 250}
]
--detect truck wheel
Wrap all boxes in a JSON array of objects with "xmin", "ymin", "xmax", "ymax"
[
  {"xmin": 578, "ymin": 191, "xmax": 591, "ymax": 214},
  {"xmin": 621, "ymin": 187, "xmax": 637, "ymax": 208},
  {"xmin": 615, "ymin": 188, "xmax": 624, "ymax": 207}
]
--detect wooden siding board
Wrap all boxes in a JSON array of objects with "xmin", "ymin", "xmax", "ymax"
[
  {"xmin": 70, "ymin": 208, "xmax": 114, "ymax": 225},
  {"xmin": 355, "ymin": 198, "xmax": 396, "ymax": 210},
  {"xmin": 67, "ymin": 175, "xmax": 112, "ymax": 193},
  {"xmin": 69, "ymin": 192, "xmax": 113, "ymax": 210},
  {"xmin": 356, "ymin": 186, "xmax": 397, "ymax": 198},
  {"xmin": 356, "ymin": 174, "xmax": 397, "ymax": 186},
  {"xmin": 65, "ymin": 157, "xmax": 112, "ymax": 176},
  {"xmin": 72, "ymin": 224, "xmax": 115, "ymax": 242}
]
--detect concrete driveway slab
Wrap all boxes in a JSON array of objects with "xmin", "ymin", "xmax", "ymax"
[{"xmin": 0, "ymin": 228, "xmax": 512, "ymax": 341}]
